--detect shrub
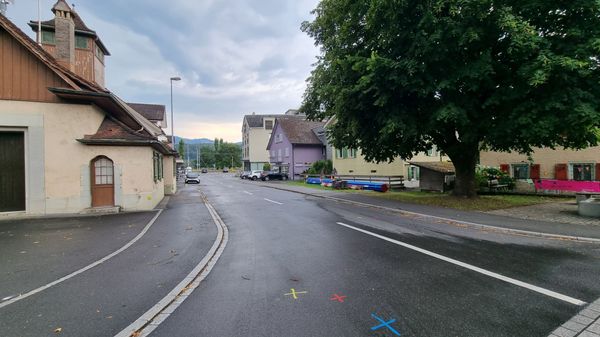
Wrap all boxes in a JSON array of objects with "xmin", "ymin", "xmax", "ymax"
[
  {"xmin": 307, "ymin": 160, "xmax": 333, "ymax": 175},
  {"xmin": 475, "ymin": 166, "xmax": 516, "ymax": 190},
  {"xmin": 263, "ymin": 163, "xmax": 271, "ymax": 171}
]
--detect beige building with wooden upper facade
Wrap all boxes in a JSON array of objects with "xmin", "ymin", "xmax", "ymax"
[
  {"xmin": 480, "ymin": 147, "xmax": 600, "ymax": 182},
  {"xmin": 0, "ymin": 1, "xmax": 177, "ymax": 216}
]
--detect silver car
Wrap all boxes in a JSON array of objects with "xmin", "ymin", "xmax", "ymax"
[{"xmin": 185, "ymin": 172, "xmax": 201, "ymax": 184}]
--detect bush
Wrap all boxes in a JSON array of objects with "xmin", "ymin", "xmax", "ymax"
[
  {"xmin": 263, "ymin": 163, "xmax": 271, "ymax": 171},
  {"xmin": 307, "ymin": 160, "xmax": 333, "ymax": 175},
  {"xmin": 475, "ymin": 166, "xmax": 516, "ymax": 190}
]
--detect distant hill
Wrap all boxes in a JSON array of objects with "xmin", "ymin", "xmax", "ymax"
[
  {"xmin": 173, "ymin": 137, "xmax": 242, "ymax": 146},
  {"xmin": 173, "ymin": 137, "xmax": 213, "ymax": 145}
]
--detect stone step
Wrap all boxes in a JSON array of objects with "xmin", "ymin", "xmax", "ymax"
[{"xmin": 80, "ymin": 206, "xmax": 121, "ymax": 215}]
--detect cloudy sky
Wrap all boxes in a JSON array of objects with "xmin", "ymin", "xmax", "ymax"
[{"xmin": 5, "ymin": 0, "xmax": 320, "ymax": 142}]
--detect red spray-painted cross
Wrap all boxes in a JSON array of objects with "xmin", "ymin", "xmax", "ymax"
[{"xmin": 330, "ymin": 294, "xmax": 347, "ymax": 303}]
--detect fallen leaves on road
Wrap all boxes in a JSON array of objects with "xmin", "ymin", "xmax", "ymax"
[{"xmin": 54, "ymin": 327, "xmax": 62, "ymax": 333}]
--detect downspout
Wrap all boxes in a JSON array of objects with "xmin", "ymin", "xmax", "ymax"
[{"xmin": 291, "ymin": 143, "xmax": 295, "ymax": 181}]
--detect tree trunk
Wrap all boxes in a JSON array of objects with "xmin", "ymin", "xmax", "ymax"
[{"xmin": 445, "ymin": 143, "xmax": 479, "ymax": 198}]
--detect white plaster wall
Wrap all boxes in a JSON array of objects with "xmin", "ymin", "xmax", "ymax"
[
  {"xmin": 0, "ymin": 106, "xmax": 46, "ymax": 214},
  {"xmin": 0, "ymin": 100, "xmax": 165, "ymax": 214}
]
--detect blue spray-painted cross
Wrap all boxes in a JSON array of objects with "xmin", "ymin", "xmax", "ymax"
[{"xmin": 370, "ymin": 313, "xmax": 401, "ymax": 336}]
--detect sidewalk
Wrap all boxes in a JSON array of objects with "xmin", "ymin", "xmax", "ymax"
[{"xmin": 260, "ymin": 181, "xmax": 600, "ymax": 241}]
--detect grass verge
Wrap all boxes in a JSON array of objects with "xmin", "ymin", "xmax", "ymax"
[{"xmin": 285, "ymin": 181, "xmax": 561, "ymax": 211}]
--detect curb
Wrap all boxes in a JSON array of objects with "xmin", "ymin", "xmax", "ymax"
[
  {"xmin": 548, "ymin": 298, "xmax": 600, "ymax": 337},
  {"xmin": 260, "ymin": 184, "xmax": 600, "ymax": 244},
  {"xmin": 114, "ymin": 193, "xmax": 229, "ymax": 337}
]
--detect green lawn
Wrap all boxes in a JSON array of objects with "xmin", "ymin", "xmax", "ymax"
[{"xmin": 285, "ymin": 181, "xmax": 562, "ymax": 211}]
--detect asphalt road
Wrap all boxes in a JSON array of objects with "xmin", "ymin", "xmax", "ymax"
[
  {"xmin": 1, "ymin": 173, "xmax": 599, "ymax": 337},
  {"xmin": 151, "ymin": 173, "xmax": 600, "ymax": 337},
  {"xmin": 0, "ymin": 187, "xmax": 217, "ymax": 337}
]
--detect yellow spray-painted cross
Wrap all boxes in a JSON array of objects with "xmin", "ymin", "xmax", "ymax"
[{"xmin": 284, "ymin": 288, "xmax": 307, "ymax": 300}]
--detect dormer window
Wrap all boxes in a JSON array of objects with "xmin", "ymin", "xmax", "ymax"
[
  {"xmin": 265, "ymin": 120, "xmax": 273, "ymax": 130},
  {"xmin": 75, "ymin": 35, "xmax": 89, "ymax": 49},
  {"xmin": 41, "ymin": 31, "xmax": 55, "ymax": 44}
]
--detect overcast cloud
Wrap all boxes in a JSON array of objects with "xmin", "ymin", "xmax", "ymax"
[{"xmin": 5, "ymin": 0, "xmax": 320, "ymax": 142}]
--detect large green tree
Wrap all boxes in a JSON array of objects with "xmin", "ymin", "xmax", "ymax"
[{"xmin": 301, "ymin": 0, "xmax": 600, "ymax": 197}]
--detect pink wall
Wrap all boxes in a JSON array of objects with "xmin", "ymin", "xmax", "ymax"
[{"xmin": 534, "ymin": 179, "xmax": 600, "ymax": 192}]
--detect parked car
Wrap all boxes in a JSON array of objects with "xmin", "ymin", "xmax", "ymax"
[
  {"xmin": 240, "ymin": 171, "xmax": 251, "ymax": 179},
  {"xmin": 223, "ymin": 167, "xmax": 229, "ymax": 173},
  {"xmin": 261, "ymin": 171, "xmax": 289, "ymax": 181},
  {"xmin": 185, "ymin": 172, "xmax": 201, "ymax": 184},
  {"xmin": 201, "ymin": 168, "xmax": 208, "ymax": 173},
  {"xmin": 249, "ymin": 170, "xmax": 263, "ymax": 181}
]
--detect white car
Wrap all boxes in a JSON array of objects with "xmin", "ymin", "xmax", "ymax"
[{"xmin": 249, "ymin": 170, "xmax": 263, "ymax": 181}]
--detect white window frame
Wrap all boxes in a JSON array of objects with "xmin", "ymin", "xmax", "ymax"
[
  {"xmin": 569, "ymin": 162, "xmax": 595, "ymax": 181},
  {"xmin": 511, "ymin": 163, "xmax": 530, "ymax": 180}
]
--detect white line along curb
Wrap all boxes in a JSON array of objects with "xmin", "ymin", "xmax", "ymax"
[
  {"xmin": 0, "ymin": 210, "xmax": 163, "ymax": 310},
  {"xmin": 115, "ymin": 194, "xmax": 229, "ymax": 337},
  {"xmin": 336, "ymin": 221, "xmax": 587, "ymax": 306}
]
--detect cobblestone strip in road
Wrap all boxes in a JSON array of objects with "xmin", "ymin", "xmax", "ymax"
[{"xmin": 549, "ymin": 298, "xmax": 600, "ymax": 337}]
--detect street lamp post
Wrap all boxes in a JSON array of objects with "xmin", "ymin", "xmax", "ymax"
[{"xmin": 170, "ymin": 77, "xmax": 181, "ymax": 150}]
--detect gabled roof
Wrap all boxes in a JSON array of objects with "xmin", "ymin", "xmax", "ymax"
[
  {"xmin": 0, "ymin": 14, "xmax": 173, "ymax": 155},
  {"xmin": 409, "ymin": 161, "xmax": 455, "ymax": 174},
  {"xmin": 79, "ymin": 117, "xmax": 174, "ymax": 155},
  {"xmin": 243, "ymin": 114, "xmax": 280, "ymax": 128},
  {"xmin": 270, "ymin": 118, "xmax": 326, "ymax": 147},
  {"xmin": 28, "ymin": 2, "xmax": 110, "ymax": 55},
  {"xmin": 279, "ymin": 118, "xmax": 325, "ymax": 145},
  {"xmin": 127, "ymin": 103, "xmax": 166, "ymax": 122},
  {"xmin": 82, "ymin": 117, "xmax": 153, "ymax": 142}
]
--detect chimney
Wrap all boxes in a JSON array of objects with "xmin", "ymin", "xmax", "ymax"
[{"xmin": 52, "ymin": 1, "xmax": 75, "ymax": 71}]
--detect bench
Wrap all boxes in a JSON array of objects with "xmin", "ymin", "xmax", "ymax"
[{"xmin": 489, "ymin": 184, "xmax": 509, "ymax": 192}]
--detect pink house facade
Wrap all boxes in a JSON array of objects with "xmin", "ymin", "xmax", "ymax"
[{"xmin": 266, "ymin": 118, "xmax": 326, "ymax": 180}]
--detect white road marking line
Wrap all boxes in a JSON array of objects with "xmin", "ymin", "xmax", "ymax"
[
  {"xmin": 243, "ymin": 191, "xmax": 253, "ymax": 195},
  {"xmin": 264, "ymin": 198, "xmax": 283, "ymax": 205},
  {"xmin": 336, "ymin": 222, "xmax": 587, "ymax": 306},
  {"xmin": 115, "ymin": 194, "xmax": 229, "ymax": 337},
  {"xmin": 0, "ymin": 210, "xmax": 164, "ymax": 309}
]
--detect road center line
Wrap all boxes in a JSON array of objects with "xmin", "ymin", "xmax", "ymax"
[
  {"xmin": 264, "ymin": 198, "xmax": 283, "ymax": 205},
  {"xmin": 336, "ymin": 222, "xmax": 587, "ymax": 306},
  {"xmin": 0, "ymin": 210, "xmax": 164, "ymax": 310}
]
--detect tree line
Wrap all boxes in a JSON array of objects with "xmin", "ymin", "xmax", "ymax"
[{"xmin": 178, "ymin": 138, "xmax": 242, "ymax": 169}]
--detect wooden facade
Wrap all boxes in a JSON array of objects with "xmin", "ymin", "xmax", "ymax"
[{"xmin": 0, "ymin": 28, "xmax": 67, "ymax": 103}]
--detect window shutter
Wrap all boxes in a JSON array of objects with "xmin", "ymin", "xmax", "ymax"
[
  {"xmin": 500, "ymin": 164, "xmax": 509, "ymax": 173},
  {"xmin": 530, "ymin": 164, "xmax": 540, "ymax": 180},
  {"xmin": 555, "ymin": 164, "xmax": 568, "ymax": 180},
  {"xmin": 596, "ymin": 164, "xmax": 600, "ymax": 181}
]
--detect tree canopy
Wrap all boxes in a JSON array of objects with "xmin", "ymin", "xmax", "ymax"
[{"xmin": 301, "ymin": 0, "xmax": 600, "ymax": 196}]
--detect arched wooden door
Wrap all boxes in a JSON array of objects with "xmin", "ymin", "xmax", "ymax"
[{"xmin": 91, "ymin": 156, "xmax": 115, "ymax": 207}]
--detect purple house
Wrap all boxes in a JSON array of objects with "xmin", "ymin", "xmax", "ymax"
[{"xmin": 266, "ymin": 118, "xmax": 326, "ymax": 179}]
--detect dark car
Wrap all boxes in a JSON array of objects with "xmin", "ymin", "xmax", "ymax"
[
  {"xmin": 201, "ymin": 168, "xmax": 208, "ymax": 173},
  {"xmin": 260, "ymin": 171, "xmax": 288, "ymax": 181},
  {"xmin": 185, "ymin": 172, "xmax": 201, "ymax": 184}
]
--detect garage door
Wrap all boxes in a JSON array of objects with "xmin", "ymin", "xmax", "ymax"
[{"xmin": 0, "ymin": 132, "xmax": 26, "ymax": 212}]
